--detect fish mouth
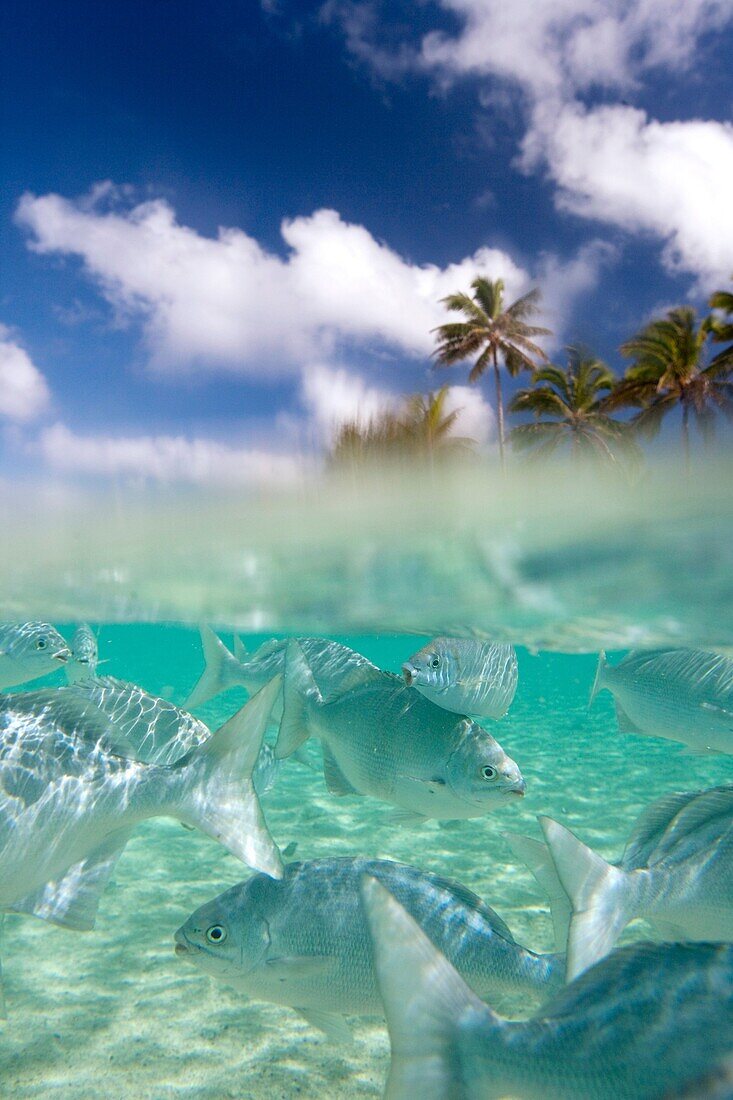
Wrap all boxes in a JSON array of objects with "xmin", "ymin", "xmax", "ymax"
[
  {"xmin": 174, "ymin": 929, "xmax": 193, "ymax": 957},
  {"xmin": 402, "ymin": 663, "xmax": 416, "ymax": 686},
  {"xmin": 53, "ymin": 648, "xmax": 71, "ymax": 664},
  {"xmin": 504, "ymin": 779, "xmax": 526, "ymax": 797}
]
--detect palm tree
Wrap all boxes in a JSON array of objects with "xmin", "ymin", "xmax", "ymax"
[
  {"xmin": 328, "ymin": 386, "xmax": 476, "ymax": 470},
  {"xmin": 508, "ymin": 348, "xmax": 640, "ymax": 466},
  {"xmin": 433, "ymin": 277, "xmax": 551, "ymax": 469},
  {"xmin": 609, "ymin": 305, "xmax": 733, "ymax": 466},
  {"xmin": 709, "ymin": 278, "xmax": 733, "ymax": 351}
]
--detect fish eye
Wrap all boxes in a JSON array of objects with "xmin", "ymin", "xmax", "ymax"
[
  {"xmin": 36, "ymin": 637, "xmax": 47, "ymax": 650},
  {"xmin": 430, "ymin": 656, "xmax": 440, "ymax": 668},
  {"xmin": 480, "ymin": 765, "xmax": 497, "ymax": 780},
  {"xmin": 206, "ymin": 925, "xmax": 227, "ymax": 944}
]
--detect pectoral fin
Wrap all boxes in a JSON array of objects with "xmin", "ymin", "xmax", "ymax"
[
  {"xmin": 295, "ymin": 1007, "xmax": 353, "ymax": 1044},
  {"xmin": 265, "ymin": 955, "xmax": 339, "ymax": 981},
  {"xmin": 614, "ymin": 702, "xmax": 643, "ymax": 734},
  {"xmin": 322, "ymin": 745, "xmax": 360, "ymax": 796},
  {"xmin": 386, "ymin": 809, "xmax": 429, "ymax": 827},
  {"xmin": 8, "ymin": 828, "xmax": 132, "ymax": 931}
]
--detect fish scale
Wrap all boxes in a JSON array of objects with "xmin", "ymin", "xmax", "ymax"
[{"xmin": 175, "ymin": 857, "xmax": 563, "ymax": 1039}]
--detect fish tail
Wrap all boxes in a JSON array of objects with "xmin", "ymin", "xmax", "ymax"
[
  {"xmin": 274, "ymin": 640, "xmax": 319, "ymax": 759},
  {"xmin": 503, "ymin": 831, "xmax": 572, "ymax": 955},
  {"xmin": 361, "ymin": 875, "xmax": 501, "ymax": 1100},
  {"xmin": 172, "ymin": 676, "xmax": 283, "ymax": 878},
  {"xmin": 588, "ymin": 649, "xmax": 608, "ymax": 707},
  {"xmin": 184, "ymin": 626, "xmax": 244, "ymax": 709},
  {"xmin": 539, "ymin": 816, "xmax": 637, "ymax": 981},
  {"xmin": 232, "ymin": 634, "xmax": 248, "ymax": 662}
]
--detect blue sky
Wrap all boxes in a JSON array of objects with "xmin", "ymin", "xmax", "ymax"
[{"xmin": 1, "ymin": 0, "xmax": 731, "ymax": 484}]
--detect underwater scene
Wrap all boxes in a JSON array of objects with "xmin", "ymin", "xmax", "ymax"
[{"xmin": 2, "ymin": 465, "xmax": 733, "ymax": 1099}]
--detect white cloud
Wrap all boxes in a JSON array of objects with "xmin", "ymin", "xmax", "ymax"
[
  {"xmin": 525, "ymin": 103, "xmax": 733, "ymax": 286},
  {"xmin": 441, "ymin": 384, "xmax": 495, "ymax": 445},
  {"xmin": 300, "ymin": 362, "xmax": 396, "ymax": 441},
  {"xmin": 16, "ymin": 188, "xmax": 597, "ymax": 375},
  {"xmin": 38, "ymin": 423, "xmax": 307, "ymax": 487},
  {"xmin": 0, "ymin": 326, "xmax": 51, "ymax": 422},
  {"xmin": 329, "ymin": 0, "xmax": 733, "ymax": 287}
]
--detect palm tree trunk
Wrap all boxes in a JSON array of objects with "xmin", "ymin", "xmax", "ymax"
[
  {"xmin": 492, "ymin": 347, "xmax": 506, "ymax": 471},
  {"xmin": 682, "ymin": 399, "xmax": 690, "ymax": 472}
]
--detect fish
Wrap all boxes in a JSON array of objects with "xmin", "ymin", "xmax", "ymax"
[
  {"xmin": 512, "ymin": 785, "xmax": 733, "ymax": 980},
  {"xmin": 174, "ymin": 857, "xmax": 563, "ymax": 1041},
  {"xmin": 362, "ymin": 875, "xmax": 733, "ymax": 1100},
  {"xmin": 0, "ymin": 678, "xmax": 283, "ymax": 1007},
  {"xmin": 65, "ymin": 623, "xmax": 99, "ymax": 683},
  {"xmin": 402, "ymin": 637, "xmax": 518, "ymax": 719},
  {"xmin": 185, "ymin": 627, "xmax": 377, "ymax": 710},
  {"xmin": 0, "ymin": 622, "xmax": 70, "ymax": 690},
  {"xmin": 274, "ymin": 640, "xmax": 525, "ymax": 823},
  {"xmin": 590, "ymin": 648, "xmax": 733, "ymax": 754},
  {"xmin": 65, "ymin": 674, "xmax": 287, "ymax": 796}
]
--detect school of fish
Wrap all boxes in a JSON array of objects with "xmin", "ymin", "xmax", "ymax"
[{"xmin": 2, "ymin": 621, "xmax": 733, "ymax": 1097}]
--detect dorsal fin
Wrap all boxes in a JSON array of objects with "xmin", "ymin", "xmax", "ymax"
[{"xmin": 622, "ymin": 789, "xmax": 703, "ymax": 869}]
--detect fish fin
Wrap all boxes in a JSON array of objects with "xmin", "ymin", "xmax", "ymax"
[
  {"xmin": 540, "ymin": 816, "xmax": 636, "ymax": 981},
  {"xmin": 361, "ymin": 875, "xmax": 496, "ymax": 1099},
  {"xmin": 173, "ymin": 676, "xmax": 283, "ymax": 878},
  {"xmin": 295, "ymin": 1008, "xmax": 353, "ymax": 1044},
  {"xmin": 8, "ymin": 827, "xmax": 132, "ymax": 931},
  {"xmin": 385, "ymin": 809, "xmax": 429, "ymax": 827},
  {"xmin": 588, "ymin": 650, "xmax": 608, "ymax": 707},
  {"xmin": 503, "ymin": 832, "xmax": 572, "ymax": 954},
  {"xmin": 614, "ymin": 701, "xmax": 643, "ymax": 734},
  {"xmin": 266, "ymin": 955, "xmax": 339, "ymax": 981},
  {"xmin": 232, "ymin": 634, "xmax": 248, "ymax": 662},
  {"xmin": 275, "ymin": 641, "xmax": 320, "ymax": 759},
  {"xmin": 282, "ymin": 841, "xmax": 298, "ymax": 859},
  {"xmin": 291, "ymin": 745, "xmax": 317, "ymax": 771},
  {"xmin": 321, "ymin": 745, "xmax": 360, "ymax": 796},
  {"xmin": 184, "ymin": 626, "xmax": 243, "ymax": 709}
]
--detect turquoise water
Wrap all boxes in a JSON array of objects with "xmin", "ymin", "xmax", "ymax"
[
  {"xmin": 3, "ymin": 462, "xmax": 733, "ymax": 1096},
  {"xmin": 2, "ymin": 624, "xmax": 733, "ymax": 1098}
]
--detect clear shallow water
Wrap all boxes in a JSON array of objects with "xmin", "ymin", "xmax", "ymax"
[
  {"xmin": 2, "ymin": 460, "xmax": 733, "ymax": 1097},
  {"xmin": 2, "ymin": 626, "xmax": 733, "ymax": 1098}
]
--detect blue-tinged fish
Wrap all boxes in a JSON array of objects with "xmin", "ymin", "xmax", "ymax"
[
  {"xmin": 590, "ymin": 648, "xmax": 733, "ymax": 754},
  {"xmin": 0, "ymin": 622, "xmax": 70, "ymax": 690},
  {"xmin": 402, "ymin": 637, "xmax": 518, "ymax": 719},
  {"xmin": 0, "ymin": 679, "xmax": 283, "ymax": 1007},
  {"xmin": 174, "ymin": 857, "xmax": 562, "ymax": 1041},
  {"xmin": 514, "ymin": 785, "xmax": 733, "ymax": 981},
  {"xmin": 363, "ymin": 876, "xmax": 733, "ymax": 1100},
  {"xmin": 275, "ymin": 640, "xmax": 525, "ymax": 823},
  {"xmin": 65, "ymin": 623, "xmax": 99, "ymax": 684},
  {"xmin": 65, "ymin": 674, "xmax": 287, "ymax": 797},
  {"xmin": 184, "ymin": 627, "xmax": 375, "ymax": 709}
]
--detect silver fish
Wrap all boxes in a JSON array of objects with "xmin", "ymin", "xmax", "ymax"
[
  {"xmin": 512, "ymin": 785, "xmax": 733, "ymax": 980},
  {"xmin": 65, "ymin": 623, "xmax": 99, "ymax": 683},
  {"xmin": 66, "ymin": 674, "xmax": 284, "ymax": 796},
  {"xmin": 0, "ymin": 679, "xmax": 283, "ymax": 1006},
  {"xmin": 590, "ymin": 648, "xmax": 733, "ymax": 754},
  {"xmin": 0, "ymin": 622, "xmax": 70, "ymax": 690},
  {"xmin": 185, "ymin": 627, "xmax": 376, "ymax": 710},
  {"xmin": 363, "ymin": 876, "xmax": 733, "ymax": 1100},
  {"xmin": 275, "ymin": 640, "xmax": 525, "ymax": 824},
  {"xmin": 174, "ymin": 857, "xmax": 562, "ymax": 1041},
  {"xmin": 403, "ymin": 637, "xmax": 518, "ymax": 719}
]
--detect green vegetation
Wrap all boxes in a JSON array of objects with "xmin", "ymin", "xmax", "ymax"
[
  {"xmin": 327, "ymin": 277, "xmax": 733, "ymax": 472},
  {"xmin": 328, "ymin": 385, "xmax": 476, "ymax": 471},
  {"xmin": 509, "ymin": 348, "xmax": 641, "ymax": 466},
  {"xmin": 432, "ymin": 277, "xmax": 551, "ymax": 469}
]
